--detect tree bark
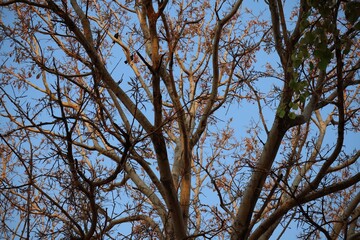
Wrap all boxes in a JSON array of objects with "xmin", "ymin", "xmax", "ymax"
[{"xmin": 231, "ymin": 117, "xmax": 287, "ymax": 239}]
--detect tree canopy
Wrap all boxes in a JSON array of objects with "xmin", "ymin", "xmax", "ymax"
[{"xmin": 0, "ymin": 0, "xmax": 359, "ymax": 239}]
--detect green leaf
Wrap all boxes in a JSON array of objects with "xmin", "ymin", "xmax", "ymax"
[
  {"xmin": 289, "ymin": 80, "xmax": 298, "ymax": 90},
  {"xmin": 294, "ymin": 59, "xmax": 302, "ymax": 68},
  {"xmin": 300, "ymin": 19, "xmax": 310, "ymax": 32},
  {"xmin": 299, "ymin": 81, "xmax": 308, "ymax": 89},
  {"xmin": 307, "ymin": 0, "xmax": 316, "ymax": 7},
  {"xmin": 299, "ymin": 91, "xmax": 310, "ymax": 104},
  {"xmin": 314, "ymin": 49, "xmax": 321, "ymax": 58},
  {"xmin": 288, "ymin": 112, "xmax": 297, "ymax": 120},
  {"xmin": 278, "ymin": 108, "xmax": 286, "ymax": 118},
  {"xmin": 290, "ymin": 102, "xmax": 299, "ymax": 110},
  {"xmin": 300, "ymin": 94, "xmax": 307, "ymax": 103},
  {"xmin": 315, "ymin": 47, "xmax": 333, "ymax": 71},
  {"xmin": 303, "ymin": 32, "xmax": 315, "ymax": 44},
  {"xmin": 318, "ymin": 60, "xmax": 328, "ymax": 71},
  {"xmin": 309, "ymin": 61, "xmax": 314, "ymax": 71}
]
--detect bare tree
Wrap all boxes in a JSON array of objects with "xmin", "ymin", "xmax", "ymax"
[{"xmin": 0, "ymin": 0, "xmax": 359, "ymax": 239}]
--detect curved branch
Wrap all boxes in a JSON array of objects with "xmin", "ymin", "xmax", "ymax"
[
  {"xmin": 191, "ymin": 0, "xmax": 244, "ymax": 146},
  {"xmin": 250, "ymin": 172, "xmax": 360, "ymax": 240},
  {"xmin": 46, "ymin": 0, "xmax": 154, "ymax": 134}
]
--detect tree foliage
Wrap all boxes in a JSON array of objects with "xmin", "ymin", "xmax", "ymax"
[{"xmin": 0, "ymin": 0, "xmax": 359, "ymax": 239}]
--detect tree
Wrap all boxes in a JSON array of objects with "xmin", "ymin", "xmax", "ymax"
[{"xmin": 0, "ymin": 0, "xmax": 359, "ymax": 239}]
